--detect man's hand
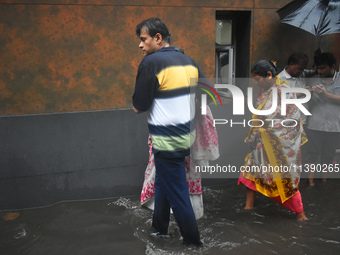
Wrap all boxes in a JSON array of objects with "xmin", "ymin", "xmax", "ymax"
[
  {"xmin": 312, "ymin": 85, "xmax": 326, "ymax": 95},
  {"xmin": 304, "ymin": 86, "xmax": 313, "ymax": 92},
  {"xmin": 312, "ymin": 85, "xmax": 340, "ymax": 104},
  {"xmin": 133, "ymin": 106, "xmax": 143, "ymax": 114}
]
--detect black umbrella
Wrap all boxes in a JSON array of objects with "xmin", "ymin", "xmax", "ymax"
[{"xmin": 277, "ymin": 0, "xmax": 340, "ymax": 36}]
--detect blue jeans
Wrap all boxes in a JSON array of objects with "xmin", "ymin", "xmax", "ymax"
[{"xmin": 152, "ymin": 154, "xmax": 201, "ymax": 246}]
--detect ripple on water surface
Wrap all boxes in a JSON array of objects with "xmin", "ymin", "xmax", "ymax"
[{"xmin": 0, "ymin": 179, "xmax": 340, "ymax": 254}]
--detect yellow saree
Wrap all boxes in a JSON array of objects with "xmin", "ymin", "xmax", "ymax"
[{"xmin": 242, "ymin": 77, "xmax": 307, "ymax": 203}]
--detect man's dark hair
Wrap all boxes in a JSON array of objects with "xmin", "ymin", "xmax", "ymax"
[
  {"xmin": 287, "ymin": 53, "xmax": 308, "ymax": 66},
  {"xmin": 314, "ymin": 52, "xmax": 336, "ymax": 67},
  {"xmin": 135, "ymin": 17, "xmax": 171, "ymax": 44}
]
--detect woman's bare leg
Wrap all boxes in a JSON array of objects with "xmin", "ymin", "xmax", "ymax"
[
  {"xmin": 296, "ymin": 211, "xmax": 307, "ymax": 221},
  {"xmin": 244, "ymin": 187, "xmax": 256, "ymax": 210}
]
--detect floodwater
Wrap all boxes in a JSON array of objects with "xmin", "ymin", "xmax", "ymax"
[{"xmin": 1, "ymin": 179, "xmax": 340, "ymax": 255}]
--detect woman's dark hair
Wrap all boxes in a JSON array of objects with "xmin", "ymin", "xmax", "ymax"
[
  {"xmin": 251, "ymin": 60, "xmax": 278, "ymax": 77},
  {"xmin": 314, "ymin": 52, "xmax": 336, "ymax": 67},
  {"xmin": 135, "ymin": 17, "xmax": 171, "ymax": 44}
]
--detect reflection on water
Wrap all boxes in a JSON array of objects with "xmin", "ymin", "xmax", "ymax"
[{"xmin": 1, "ymin": 179, "xmax": 340, "ymax": 255}]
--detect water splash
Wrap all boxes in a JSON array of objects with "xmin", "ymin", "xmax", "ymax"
[
  {"xmin": 109, "ymin": 197, "xmax": 139, "ymax": 209},
  {"xmin": 13, "ymin": 227, "xmax": 27, "ymax": 240}
]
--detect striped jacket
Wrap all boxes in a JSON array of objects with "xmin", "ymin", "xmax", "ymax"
[{"xmin": 133, "ymin": 47, "xmax": 204, "ymax": 157}]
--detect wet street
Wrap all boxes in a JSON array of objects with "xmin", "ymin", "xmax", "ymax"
[{"xmin": 1, "ymin": 178, "xmax": 340, "ymax": 255}]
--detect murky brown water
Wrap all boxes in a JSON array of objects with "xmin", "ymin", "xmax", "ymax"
[{"xmin": 1, "ymin": 179, "xmax": 340, "ymax": 255}]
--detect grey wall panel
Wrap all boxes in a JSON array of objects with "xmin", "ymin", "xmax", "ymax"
[
  {"xmin": 0, "ymin": 109, "xmax": 150, "ymax": 210},
  {"xmin": 0, "ymin": 107, "xmax": 245, "ymax": 210}
]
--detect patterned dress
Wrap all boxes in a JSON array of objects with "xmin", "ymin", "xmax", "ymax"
[
  {"xmin": 239, "ymin": 77, "xmax": 307, "ymax": 204},
  {"xmin": 141, "ymin": 105, "xmax": 219, "ymax": 219}
]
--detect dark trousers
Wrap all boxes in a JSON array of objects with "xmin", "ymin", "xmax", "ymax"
[
  {"xmin": 305, "ymin": 129, "xmax": 340, "ymax": 164},
  {"xmin": 152, "ymin": 154, "xmax": 201, "ymax": 245}
]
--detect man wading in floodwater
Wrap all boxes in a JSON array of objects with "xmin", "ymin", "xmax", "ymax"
[{"xmin": 132, "ymin": 17, "xmax": 205, "ymax": 247}]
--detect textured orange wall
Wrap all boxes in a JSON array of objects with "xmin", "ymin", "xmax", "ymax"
[
  {"xmin": 0, "ymin": 4, "xmax": 215, "ymax": 115},
  {"xmin": 0, "ymin": 0, "xmax": 339, "ymax": 116}
]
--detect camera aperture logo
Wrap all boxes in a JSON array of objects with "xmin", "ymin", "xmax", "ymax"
[{"xmin": 198, "ymin": 82, "xmax": 223, "ymax": 107}]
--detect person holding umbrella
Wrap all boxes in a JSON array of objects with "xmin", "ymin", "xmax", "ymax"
[
  {"xmin": 278, "ymin": 53, "xmax": 309, "ymax": 89},
  {"xmin": 305, "ymin": 52, "xmax": 340, "ymax": 186},
  {"xmin": 278, "ymin": 53, "xmax": 318, "ymax": 166}
]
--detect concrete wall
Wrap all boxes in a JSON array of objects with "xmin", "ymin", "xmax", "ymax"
[
  {"xmin": 0, "ymin": 105, "xmax": 250, "ymax": 210},
  {"xmin": 0, "ymin": 110, "xmax": 150, "ymax": 209},
  {"xmin": 1, "ymin": 105, "xmax": 338, "ymax": 210}
]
